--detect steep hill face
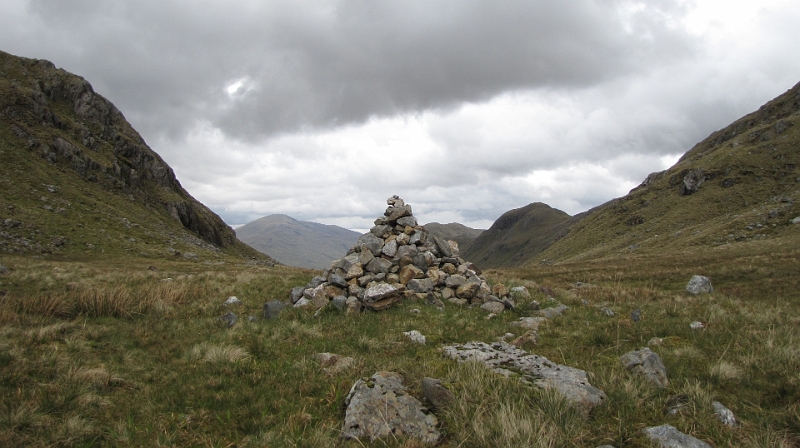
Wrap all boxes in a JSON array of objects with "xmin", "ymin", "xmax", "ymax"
[
  {"xmin": 235, "ymin": 215, "xmax": 360, "ymax": 270},
  {"xmin": 422, "ymin": 222, "xmax": 484, "ymax": 251},
  {"xmin": 0, "ymin": 50, "xmax": 272, "ymax": 262},
  {"xmin": 462, "ymin": 202, "xmax": 572, "ymax": 268},
  {"xmin": 537, "ymin": 80, "xmax": 800, "ymax": 263}
]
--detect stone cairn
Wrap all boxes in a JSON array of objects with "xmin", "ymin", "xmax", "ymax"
[{"xmin": 289, "ymin": 195, "xmax": 512, "ymax": 313}]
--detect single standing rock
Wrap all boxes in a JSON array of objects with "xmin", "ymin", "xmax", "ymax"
[
  {"xmin": 620, "ymin": 347, "xmax": 669, "ymax": 388},
  {"xmin": 712, "ymin": 401, "xmax": 736, "ymax": 427},
  {"xmin": 342, "ymin": 371, "xmax": 440, "ymax": 444},
  {"xmin": 643, "ymin": 424, "xmax": 711, "ymax": 448},
  {"xmin": 421, "ymin": 377, "xmax": 453, "ymax": 410},
  {"xmin": 686, "ymin": 275, "xmax": 713, "ymax": 294},
  {"xmin": 263, "ymin": 300, "xmax": 287, "ymax": 319}
]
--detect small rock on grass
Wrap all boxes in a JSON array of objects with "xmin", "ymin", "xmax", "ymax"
[
  {"xmin": 219, "ymin": 311, "xmax": 237, "ymax": 328},
  {"xmin": 421, "ymin": 377, "xmax": 453, "ymax": 410},
  {"xmin": 403, "ymin": 330, "xmax": 426, "ymax": 345},
  {"xmin": 224, "ymin": 296, "xmax": 241, "ymax": 306},
  {"xmin": 263, "ymin": 300, "xmax": 286, "ymax": 319},
  {"xmin": 643, "ymin": 424, "xmax": 711, "ymax": 448},
  {"xmin": 690, "ymin": 321, "xmax": 705, "ymax": 330},
  {"xmin": 686, "ymin": 275, "xmax": 713, "ymax": 295},
  {"xmin": 713, "ymin": 401, "xmax": 736, "ymax": 427},
  {"xmin": 315, "ymin": 353, "xmax": 355, "ymax": 374},
  {"xmin": 620, "ymin": 347, "xmax": 669, "ymax": 388},
  {"xmin": 0, "ymin": 262, "xmax": 8, "ymax": 275}
]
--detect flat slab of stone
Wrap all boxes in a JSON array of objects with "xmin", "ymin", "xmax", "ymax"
[
  {"xmin": 643, "ymin": 424, "xmax": 711, "ymax": 448},
  {"xmin": 342, "ymin": 371, "xmax": 440, "ymax": 444},
  {"xmin": 442, "ymin": 341, "xmax": 606, "ymax": 410}
]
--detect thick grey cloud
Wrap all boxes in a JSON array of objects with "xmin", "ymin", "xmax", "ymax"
[{"xmin": 4, "ymin": 0, "xmax": 694, "ymax": 141}]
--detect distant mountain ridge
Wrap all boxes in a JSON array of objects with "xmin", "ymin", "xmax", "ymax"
[
  {"xmin": 235, "ymin": 214, "xmax": 361, "ymax": 270},
  {"xmin": 0, "ymin": 50, "xmax": 273, "ymax": 262}
]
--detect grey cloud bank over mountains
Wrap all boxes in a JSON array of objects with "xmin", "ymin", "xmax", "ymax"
[{"xmin": 2, "ymin": 0, "xmax": 799, "ymax": 231}]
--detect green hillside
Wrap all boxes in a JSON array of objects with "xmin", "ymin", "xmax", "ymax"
[
  {"xmin": 535, "ymin": 81, "xmax": 800, "ymax": 264},
  {"xmin": 0, "ymin": 50, "xmax": 273, "ymax": 264}
]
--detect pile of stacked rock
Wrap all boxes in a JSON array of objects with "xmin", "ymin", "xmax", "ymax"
[{"xmin": 289, "ymin": 196, "xmax": 515, "ymax": 313}]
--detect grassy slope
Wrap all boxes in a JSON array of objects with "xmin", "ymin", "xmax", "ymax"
[
  {"xmin": 537, "ymin": 82, "xmax": 800, "ymax": 265},
  {"xmin": 1, "ymin": 251, "xmax": 798, "ymax": 446}
]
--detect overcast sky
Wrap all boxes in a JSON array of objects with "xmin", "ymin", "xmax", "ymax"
[{"xmin": 2, "ymin": 1, "xmax": 799, "ymax": 231}]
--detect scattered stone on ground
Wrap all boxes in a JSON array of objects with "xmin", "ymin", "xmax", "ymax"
[
  {"xmin": 314, "ymin": 352, "xmax": 355, "ymax": 374},
  {"xmin": 630, "ymin": 309, "xmax": 642, "ymax": 322},
  {"xmin": 620, "ymin": 347, "xmax": 669, "ymax": 388},
  {"xmin": 686, "ymin": 275, "xmax": 713, "ymax": 295},
  {"xmin": 224, "ymin": 296, "xmax": 241, "ymax": 306},
  {"xmin": 263, "ymin": 300, "xmax": 286, "ymax": 319},
  {"xmin": 643, "ymin": 424, "xmax": 711, "ymax": 448},
  {"xmin": 539, "ymin": 304, "xmax": 568, "ymax": 319},
  {"xmin": 403, "ymin": 330, "xmax": 426, "ymax": 345},
  {"xmin": 0, "ymin": 262, "xmax": 9, "ymax": 275},
  {"xmin": 648, "ymin": 337, "xmax": 664, "ymax": 347},
  {"xmin": 665, "ymin": 395, "xmax": 690, "ymax": 415},
  {"xmin": 712, "ymin": 401, "xmax": 736, "ymax": 427},
  {"xmin": 219, "ymin": 311, "xmax": 237, "ymax": 328},
  {"xmin": 690, "ymin": 321, "xmax": 705, "ymax": 330},
  {"xmin": 442, "ymin": 341, "xmax": 606, "ymax": 410},
  {"xmin": 421, "ymin": 377, "xmax": 453, "ymax": 410},
  {"xmin": 342, "ymin": 371, "xmax": 440, "ymax": 444},
  {"xmin": 288, "ymin": 196, "xmax": 515, "ymax": 313},
  {"xmin": 599, "ymin": 307, "xmax": 615, "ymax": 316},
  {"xmin": 509, "ymin": 286, "xmax": 532, "ymax": 301},
  {"xmin": 511, "ymin": 330, "xmax": 538, "ymax": 347},
  {"xmin": 481, "ymin": 301, "xmax": 505, "ymax": 314},
  {"xmin": 791, "ymin": 216, "xmax": 800, "ymax": 224},
  {"xmin": 510, "ymin": 316, "xmax": 547, "ymax": 330}
]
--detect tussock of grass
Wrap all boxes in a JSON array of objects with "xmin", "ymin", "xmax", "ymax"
[{"xmin": 187, "ymin": 343, "xmax": 250, "ymax": 363}]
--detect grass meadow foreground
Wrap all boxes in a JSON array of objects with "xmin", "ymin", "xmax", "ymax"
[{"xmin": 1, "ymin": 243, "xmax": 799, "ymax": 447}]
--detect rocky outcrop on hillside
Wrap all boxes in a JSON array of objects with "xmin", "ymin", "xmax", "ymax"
[
  {"xmin": 0, "ymin": 50, "xmax": 239, "ymax": 250},
  {"xmin": 289, "ymin": 196, "xmax": 516, "ymax": 312}
]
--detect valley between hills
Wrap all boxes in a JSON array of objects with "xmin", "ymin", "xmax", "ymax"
[{"xmin": 1, "ymin": 49, "xmax": 799, "ymax": 446}]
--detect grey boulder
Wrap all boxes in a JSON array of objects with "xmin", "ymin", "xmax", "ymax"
[
  {"xmin": 686, "ymin": 275, "xmax": 713, "ymax": 295},
  {"xmin": 620, "ymin": 347, "xmax": 669, "ymax": 388}
]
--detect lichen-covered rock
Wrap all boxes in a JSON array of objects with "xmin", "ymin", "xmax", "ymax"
[
  {"xmin": 712, "ymin": 401, "xmax": 736, "ymax": 427},
  {"xmin": 342, "ymin": 371, "xmax": 440, "ymax": 444},
  {"xmin": 442, "ymin": 341, "xmax": 606, "ymax": 410}
]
